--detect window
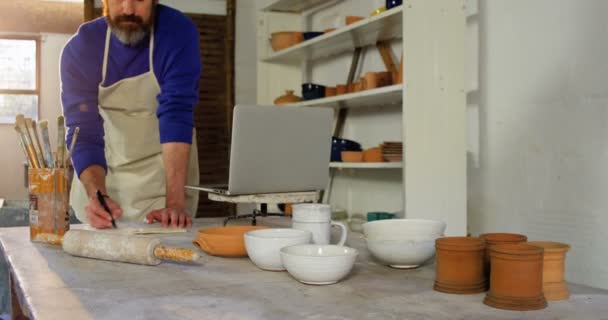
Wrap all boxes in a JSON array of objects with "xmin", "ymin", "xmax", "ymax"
[{"xmin": 0, "ymin": 36, "xmax": 40, "ymax": 124}]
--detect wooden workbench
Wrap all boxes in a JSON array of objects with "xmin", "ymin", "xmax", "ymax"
[{"xmin": 1, "ymin": 218, "xmax": 607, "ymax": 320}]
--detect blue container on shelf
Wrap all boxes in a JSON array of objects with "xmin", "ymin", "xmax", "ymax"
[
  {"xmin": 331, "ymin": 136, "xmax": 362, "ymax": 162},
  {"xmin": 303, "ymin": 32, "xmax": 324, "ymax": 40},
  {"xmin": 302, "ymin": 83, "xmax": 326, "ymax": 100},
  {"xmin": 386, "ymin": 0, "xmax": 403, "ymax": 10}
]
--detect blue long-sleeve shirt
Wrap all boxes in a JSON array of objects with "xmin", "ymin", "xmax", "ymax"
[{"xmin": 60, "ymin": 4, "xmax": 201, "ymax": 177}]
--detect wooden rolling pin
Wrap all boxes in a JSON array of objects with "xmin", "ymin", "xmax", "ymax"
[{"xmin": 62, "ymin": 230, "xmax": 199, "ymax": 266}]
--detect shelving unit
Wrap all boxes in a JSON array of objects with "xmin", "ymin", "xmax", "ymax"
[
  {"xmin": 257, "ymin": 0, "xmax": 467, "ymax": 236},
  {"xmin": 285, "ymin": 84, "xmax": 402, "ymax": 109},
  {"xmin": 329, "ymin": 162, "xmax": 402, "ymax": 169},
  {"xmin": 263, "ymin": 7, "xmax": 403, "ymax": 64}
]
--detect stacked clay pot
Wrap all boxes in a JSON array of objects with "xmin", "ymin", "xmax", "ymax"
[
  {"xmin": 528, "ymin": 241, "xmax": 571, "ymax": 301},
  {"xmin": 484, "ymin": 244, "xmax": 547, "ymax": 310},
  {"xmin": 480, "ymin": 233, "xmax": 527, "ymax": 286},
  {"xmin": 434, "ymin": 237, "xmax": 486, "ymax": 294}
]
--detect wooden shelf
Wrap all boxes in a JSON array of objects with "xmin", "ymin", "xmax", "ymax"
[
  {"xmin": 263, "ymin": 8, "xmax": 403, "ymax": 64},
  {"xmin": 285, "ymin": 84, "xmax": 402, "ymax": 109},
  {"xmin": 262, "ymin": 0, "xmax": 327, "ymax": 13},
  {"xmin": 330, "ymin": 162, "xmax": 403, "ymax": 169}
]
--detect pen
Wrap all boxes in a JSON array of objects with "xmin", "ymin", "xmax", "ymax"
[{"xmin": 96, "ymin": 190, "xmax": 117, "ymax": 228}]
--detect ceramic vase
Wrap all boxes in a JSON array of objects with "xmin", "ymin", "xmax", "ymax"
[
  {"xmin": 434, "ymin": 237, "xmax": 487, "ymax": 294},
  {"xmin": 484, "ymin": 244, "xmax": 547, "ymax": 310}
]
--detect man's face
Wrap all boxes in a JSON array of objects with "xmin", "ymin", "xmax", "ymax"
[{"xmin": 105, "ymin": 0, "xmax": 156, "ymax": 46}]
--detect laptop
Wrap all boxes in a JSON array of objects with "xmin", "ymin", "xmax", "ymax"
[{"xmin": 185, "ymin": 105, "xmax": 333, "ymax": 195}]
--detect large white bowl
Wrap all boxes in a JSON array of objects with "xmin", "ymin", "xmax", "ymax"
[
  {"xmin": 244, "ymin": 228, "xmax": 312, "ymax": 271},
  {"xmin": 363, "ymin": 219, "xmax": 446, "ymax": 240},
  {"xmin": 366, "ymin": 239, "xmax": 436, "ymax": 269},
  {"xmin": 280, "ymin": 244, "xmax": 358, "ymax": 285}
]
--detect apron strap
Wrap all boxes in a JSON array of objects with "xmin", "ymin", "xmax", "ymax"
[
  {"xmin": 101, "ymin": 26, "xmax": 155, "ymax": 85},
  {"xmin": 101, "ymin": 28, "xmax": 111, "ymax": 85}
]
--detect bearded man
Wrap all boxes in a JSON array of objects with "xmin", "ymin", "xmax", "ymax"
[{"xmin": 60, "ymin": 0, "xmax": 201, "ymax": 229}]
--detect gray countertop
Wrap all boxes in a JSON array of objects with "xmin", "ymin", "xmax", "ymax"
[{"xmin": 1, "ymin": 217, "xmax": 607, "ymax": 320}]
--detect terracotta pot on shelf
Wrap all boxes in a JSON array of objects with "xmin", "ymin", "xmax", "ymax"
[
  {"xmin": 347, "ymin": 83, "xmax": 355, "ymax": 94},
  {"xmin": 270, "ymin": 32, "xmax": 304, "ymax": 51},
  {"xmin": 484, "ymin": 244, "xmax": 547, "ymax": 311},
  {"xmin": 364, "ymin": 72, "xmax": 380, "ymax": 90},
  {"xmin": 325, "ymin": 86, "xmax": 337, "ymax": 97},
  {"xmin": 527, "ymin": 241, "xmax": 570, "ymax": 301},
  {"xmin": 434, "ymin": 237, "xmax": 487, "ymax": 294},
  {"xmin": 377, "ymin": 71, "xmax": 393, "ymax": 87},
  {"xmin": 362, "ymin": 147, "xmax": 383, "ymax": 162},
  {"xmin": 273, "ymin": 90, "xmax": 302, "ymax": 105},
  {"xmin": 336, "ymin": 84, "xmax": 348, "ymax": 95},
  {"xmin": 324, "ymin": 28, "xmax": 336, "ymax": 33},
  {"xmin": 479, "ymin": 233, "xmax": 527, "ymax": 285},
  {"xmin": 345, "ymin": 16, "xmax": 365, "ymax": 25},
  {"xmin": 341, "ymin": 151, "xmax": 363, "ymax": 162}
]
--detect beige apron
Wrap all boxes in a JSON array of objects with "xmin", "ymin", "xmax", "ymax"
[{"xmin": 70, "ymin": 28, "xmax": 199, "ymax": 223}]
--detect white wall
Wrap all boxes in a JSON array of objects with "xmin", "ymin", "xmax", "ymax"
[
  {"xmin": 0, "ymin": 33, "xmax": 71, "ymax": 200},
  {"xmin": 94, "ymin": 0, "xmax": 227, "ymax": 15},
  {"xmin": 468, "ymin": 0, "xmax": 608, "ymax": 290},
  {"xmin": 235, "ymin": 0, "xmax": 257, "ymax": 105}
]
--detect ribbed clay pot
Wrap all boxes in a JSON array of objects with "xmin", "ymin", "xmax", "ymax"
[
  {"xmin": 480, "ymin": 233, "xmax": 527, "ymax": 283},
  {"xmin": 434, "ymin": 237, "xmax": 487, "ymax": 294},
  {"xmin": 484, "ymin": 244, "xmax": 547, "ymax": 311},
  {"xmin": 527, "ymin": 241, "xmax": 570, "ymax": 301}
]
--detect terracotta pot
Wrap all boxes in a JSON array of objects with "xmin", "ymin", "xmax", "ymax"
[
  {"xmin": 484, "ymin": 244, "xmax": 546, "ymax": 310},
  {"xmin": 270, "ymin": 32, "xmax": 304, "ymax": 51},
  {"xmin": 345, "ymin": 16, "xmax": 365, "ymax": 25},
  {"xmin": 347, "ymin": 83, "xmax": 355, "ymax": 93},
  {"xmin": 364, "ymin": 72, "xmax": 379, "ymax": 89},
  {"xmin": 527, "ymin": 241, "xmax": 570, "ymax": 301},
  {"xmin": 341, "ymin": 151, "xmax": 363, "ymax": 162},
  {"xmin": 325, "ymin": 86, "xmax": 337, "ymax": 97},
  {"xmin": 363, "ymin": 147, "xmax": 383, "ymax": 162},
  {"xmin": 377, "ymin": 71, "xmax": 393, "ymax": 87},
  {"xmin": 324, "ymin": 28, "xmax": 336, "ymax": 33},
  {"xmin": 479, "ymin": 233, "xmax": 527, "ymax": 284},
  {"xmin": 434, "ymin": 237, "xmax": 487, "ymax": 294},
  {"xmin": 274, "ymin": 90, "xmax": 302, "ymax": 105}
]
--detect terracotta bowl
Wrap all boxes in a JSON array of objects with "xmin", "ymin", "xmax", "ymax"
[
  {"xmin": 270, "ymin": 32, "xmax": 304, "ymax": 51},
  {"xmin": 193, "ymin": 225, "xmax": 269, "ymax": 257},
  {"xmin": 341, "ymin": 151, "xmax": 363, "ymax": 162},
  {"xmin": 363, "ymin": 147, "xmax": 384, "ymax": 162},
  {"xmin": 345, "ymin": 16, "xmax": 365, "ymax": 25}
]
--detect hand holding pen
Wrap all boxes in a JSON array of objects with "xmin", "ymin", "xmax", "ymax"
[{"xmin": 86, "ymin": 190, "xmax": 123, "ymax": 229}]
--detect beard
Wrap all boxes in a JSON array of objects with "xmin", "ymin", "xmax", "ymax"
[{"xmin": 107, "ymin": 9, "xmax": 155, "ymax": 46}]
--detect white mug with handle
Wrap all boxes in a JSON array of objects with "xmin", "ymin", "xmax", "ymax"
[{"xmin": 291, "ymin": 203, "xmax": 348, "ymax": 246}]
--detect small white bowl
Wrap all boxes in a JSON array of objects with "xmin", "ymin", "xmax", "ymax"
[
  {"xmin": 280, "ymin": 244, "xmax": 358, "ymax": 285},
  {"xmin": 366, "ymin": 239, "xmax": 436, "ymax": 269},
  {"xmin": 363, "ymin": 219, "xmax": 446, "ymax": 240},
  {"xmin": 245, "ymin": 228, "xmax": 311, "ymax": 271}
]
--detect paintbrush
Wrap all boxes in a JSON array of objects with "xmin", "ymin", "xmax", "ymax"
[
  {"xmin": 65, "ymin": 127, "xmax": 80, "ymax": 166},
  {"xmin": 16, "ymin": 115, "xmax": 40, "ymax": 168},
  {"xmin": 38, "ymin": 120, "xmax": 55, "ymax": 169},
  {"xmin": 14, "ymin": 125, "xmax": 33, "ymax": 167},
  {"xmin": 57, "ymin": 116, "xmax": 65, "ymax": 168},
  {"xmin": 31, "ymin": 120, "xmax": 47, "ymax": 167},
  {"xmin": 25, "ymin": 118, "xmax": 45, "ymax": 168}
]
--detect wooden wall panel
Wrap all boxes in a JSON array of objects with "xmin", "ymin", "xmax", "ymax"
[{"xmin": 189, "ymin": 13, "xmax": 235, "ymax": 218}]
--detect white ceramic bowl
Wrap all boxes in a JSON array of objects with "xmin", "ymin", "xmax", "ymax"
[
  {"xmin": 363, "ymin": 219, "xmax": 446, "ymax": 241},
  {"xmin": 244, "ymin": 228, "xmax": 312, "ymax": 271},
  {"xmin": 280, "ymin": 244, "xmax": 358, "ymax": 285},
  {"xmin": 366, "ymin": 239, "xmax": 436, "ymax": 269}
]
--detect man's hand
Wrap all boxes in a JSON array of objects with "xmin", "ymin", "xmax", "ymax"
[
  {"xmin": 145, "ymin": 208, "xmax": 192, "ymax": 228},
  {"xmin": 85, "ymin": 194, "xmax": 123, "ymax": 229}
]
